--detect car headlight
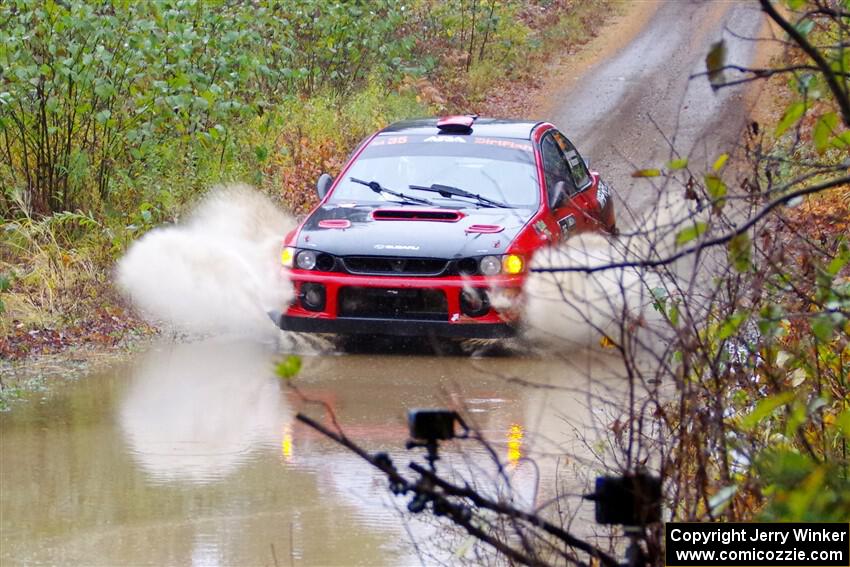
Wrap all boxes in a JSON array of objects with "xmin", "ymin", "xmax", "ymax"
[
  {"xmin": 296, "ymin": 250, "xmax": 317, "ymax": 270},
  {"xmin": 479, "ymin": 255, "xmax": 502, "ymax": 276},
  {"xmin": 502, "ymin": 254, "xmax": 524, "ymax": 275},
  {"xmin": 281, "ymin": 247, "xmax": 295, "ymax": 267}
]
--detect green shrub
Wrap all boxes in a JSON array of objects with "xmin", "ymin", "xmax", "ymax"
[{"xmin": 0, "ymin": 0, "xmax": 417, "ymax": 217}]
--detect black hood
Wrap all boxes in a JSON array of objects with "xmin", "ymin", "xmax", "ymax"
[{"xmin": 297, "ymin": 204, "xmax": 534, "ymax": 258}]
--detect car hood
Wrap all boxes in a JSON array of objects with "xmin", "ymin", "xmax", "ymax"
[{"xmin": 296, "ymin": 204, "xmax": 535, "ymax": 258}]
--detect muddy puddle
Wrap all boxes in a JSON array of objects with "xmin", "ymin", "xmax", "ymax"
[{"xmin": 1, "ymin": 337, "xmax": 626, "ymax": 566}]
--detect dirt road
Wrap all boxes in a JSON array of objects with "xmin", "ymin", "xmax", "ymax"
[{"xmin": 547, "ymin": 0, "xmax": 765, "ymax": 220}]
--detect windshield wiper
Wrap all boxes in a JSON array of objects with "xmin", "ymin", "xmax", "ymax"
[
  {"xmin": 350, "ymin": 177, "xmax": 434, "ymax": 206},
  {"xmin": 408, "ymin": 183, "xmax": 510, "ymax": 208}
]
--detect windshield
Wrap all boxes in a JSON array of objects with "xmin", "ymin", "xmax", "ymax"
[{"xmin": 327, "ymin": 134, "xmax": 540, "ymax": 209}]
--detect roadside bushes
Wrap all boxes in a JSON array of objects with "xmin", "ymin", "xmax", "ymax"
[
  {"xmin": 0, "ymin": 0, "xmax": 417, "ymax": 216},
  {"xmin": 0, "ymin": 0, "xmax": 612, "ymax": 219}
]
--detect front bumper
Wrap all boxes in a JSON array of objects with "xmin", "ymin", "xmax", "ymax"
[
  {"xmin": 276, "ymin": 270, "xmax": 524, "ymax": 338},
  {"xmin": 276, "ymin": 314, "xmax": 516, "ymax": 338}
]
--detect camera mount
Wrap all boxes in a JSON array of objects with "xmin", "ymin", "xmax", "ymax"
[
  {"xmin": 405, "ymin": 409, "xmax": 468, "ymax": 470},
  {"xmin": 584, "ymin": 472, "xmax": 661, "ymax": 567}
]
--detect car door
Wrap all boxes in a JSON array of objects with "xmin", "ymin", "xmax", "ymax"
[
  {"xmin": 539, "ymin": 130, "xmax": 591, "ymax": 240},
  {"xmin": 551, "ymin": 130, "xmax": 603, "ymax": 231}
]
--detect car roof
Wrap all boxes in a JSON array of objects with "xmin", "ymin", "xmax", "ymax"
[{"xmin": 379, "ymin": 117, "xmax": 542, "ymax": 140}]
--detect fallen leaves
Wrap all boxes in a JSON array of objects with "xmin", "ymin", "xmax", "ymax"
[{"xmin": 0, "ymin": 307, "xmax": 155, "ymax": 361}]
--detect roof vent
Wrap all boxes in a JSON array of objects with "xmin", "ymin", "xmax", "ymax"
[{"xmin": 436, "ymin": 115, "xmax": 476, "ymax": 134}]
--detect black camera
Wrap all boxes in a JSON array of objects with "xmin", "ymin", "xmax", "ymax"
[
  {"xmin": 586, "ymin": 473, "xmax": 661, "ymax": 526},
  {"xmin": 408, "ymin": 409, "xmax": 460, "ymax": 441}
]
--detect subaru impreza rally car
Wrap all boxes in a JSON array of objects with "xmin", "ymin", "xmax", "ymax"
[{"xmin": 273, "ymin": 116, "xmax": 615, "ymax": 338}]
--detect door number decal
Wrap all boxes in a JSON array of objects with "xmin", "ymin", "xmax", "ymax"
[{"xmin": 558, "ymin": 215, "xmax": 576, "ymax": 234}]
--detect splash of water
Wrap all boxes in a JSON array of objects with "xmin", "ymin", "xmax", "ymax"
[
  {"xmin": 116, "ymin": 184, "xmax": 295, "ymax": 335},
  {"xmin": 520, "ymin": 193, "xmax": 699, "ymax": 348},
  {"xmin": 521, "ymin": 233, "xmax": 644, "ymax": 347}
]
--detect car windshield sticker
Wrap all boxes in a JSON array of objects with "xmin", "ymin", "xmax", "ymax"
[
  {"xmin": 473, "ymin": 138, "xmax": 533, "ymax": 152},
  {"xmin": 423, "ymin": 135, "xmax": 467, "ymax": 143},
  {"xmin": 362, "ymin": 134, "xmax": 534, "ymax": 164},
  {"xmin": 369, "ymin": 136, "xmax": 408, "ymax": 147},
  {"xmin": 565, "ymin": 150, "xmax": 582, "ymax": 168}
]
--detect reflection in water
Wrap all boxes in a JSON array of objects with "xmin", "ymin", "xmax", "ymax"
[
  {"xmin": 191, "ymin": 537, "xmax": 221, "ymax": 567},
  {"xmin": 281, "ymin": 423, "xmax": 294, "ymax": 462},
  {"xmin": 118, "ymin": 339, "xmax": 288, "ymax": 483},
  {"xmin": 507, "ymin": 423, "xmax": 524, "ymax": 466},
  {"xmin": 1, "ymin": 336, "xmax": 629, "ymax": 566}
]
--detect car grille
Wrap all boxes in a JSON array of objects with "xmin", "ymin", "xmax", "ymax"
[
  {"xmin": 342, "ymin": 256, "xmax": 449, "ymax": 276},
  {"xmin": 338, "ymin": 287, "xmax": 448, "ymax": 321}
]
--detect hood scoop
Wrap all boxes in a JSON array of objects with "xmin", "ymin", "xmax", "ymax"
[
  {"xmin": 372, "ymin": 209, "xmax": 464, "ymax": 222},
  {"xmin": 465, "ymin": 224, "xmax": 504, "ymax": 234},
  {"xmin": 318, "ymin": 219, "xmax": 352, "ymax": 229}
]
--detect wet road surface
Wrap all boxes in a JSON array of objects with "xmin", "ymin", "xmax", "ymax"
[
  {"xmin": 1, "ymin": 2, "xmax": 766, "ymax": 565},
  {"xmin": 2, "ymin": 339, "xmax": 625, "ymax": 565},
  {"xmin": 548, "ymin": 0, "xmax": 765, "ymax": 223}
]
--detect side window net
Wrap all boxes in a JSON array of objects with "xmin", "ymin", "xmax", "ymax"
[
  {"xmin": 541, "ymin": 134, "xmax": 576, "ymax": 200},
  {"xmin": 554, "ymin": 132, "xmax": 591, "ymax": 190}
]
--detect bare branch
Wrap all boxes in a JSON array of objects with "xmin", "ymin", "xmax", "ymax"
[
  {"xmin": 410, "ymin": 463, "xmax": 621, "ymax": 567},
  {"xmin": 295, "ymin": 412, "xmax": 620, "ymax": 567},
  {"xmin": 532, "ymin": 174, "xmax": 850, "ymax": 274},
  {"xmin": 759, "ymin": 0, "xmax": 850, "ymax": 126},
  {"xmin": 690, "ymin": 63, "xmax": 850, "ymax": 82}
]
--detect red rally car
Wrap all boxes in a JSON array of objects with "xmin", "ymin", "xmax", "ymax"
[{"xmin": 273, "ymin": 116, "xmax": 615, "ymax": 338}]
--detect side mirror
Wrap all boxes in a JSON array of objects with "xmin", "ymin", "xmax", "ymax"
[
  {"xmin": 316, "ymin": 173, "xmax": 333, "ymax": 199},
  {"xmin": 549, "ymin": 180, "xmax": 567, "ymax": 209},
  {"xmin": 583, "ymin": 157, "xmax": 591, "ymax": 170}
]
